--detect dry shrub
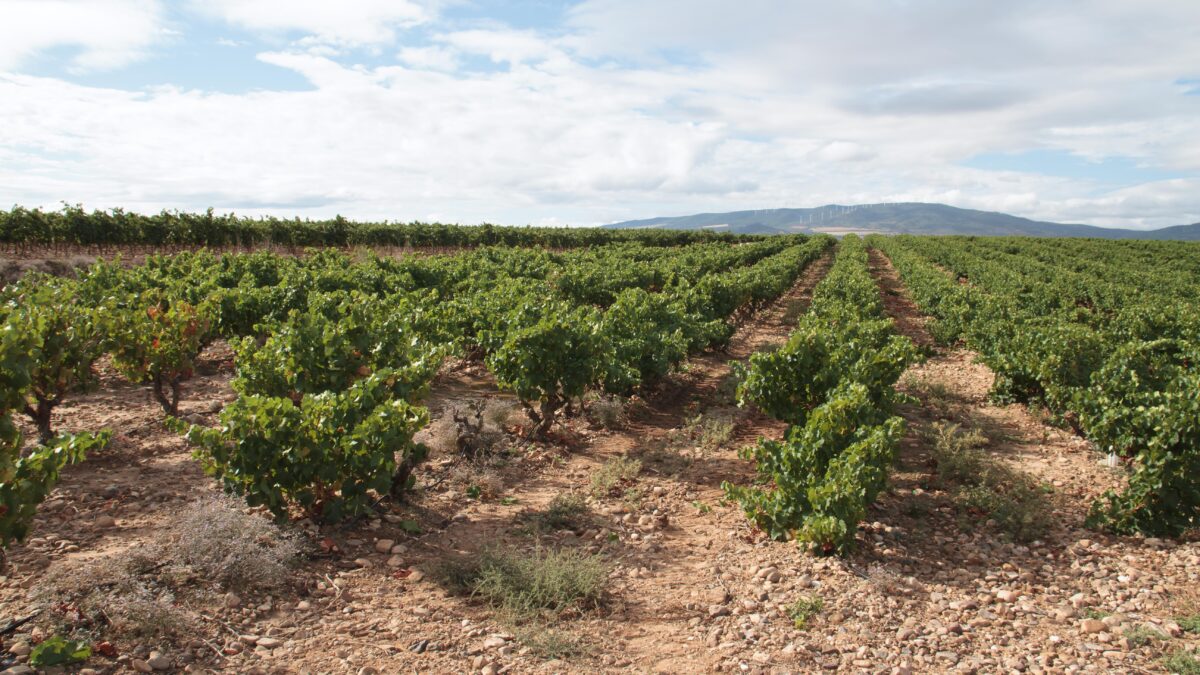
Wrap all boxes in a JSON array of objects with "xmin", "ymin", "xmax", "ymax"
[
  {"xmin": 172, "ymin": 493, "xmax": 303, "ymax": 591},
  {"xmin": 450, "ymin": 463, "xmax": 505, "ymax": 501},
  {"xmin": 420, "ymin": 416, "xmax": 461, "ymax": 456},
  {"xmin": 36, "ymin": 555, "xmax": 195, "ymax": 642},
  {"xmin": 585, "ymin": 396, "xmax": 627, "ymax": 430},
  {"xmin": 483, "ymin": 399, "xmax": 521, "ymax": 429},
  {"xmin": 929, "ymin": 423, "xmax": 1052, "ymax": 542},
  {"xmin": 589, "ymin": 456, "xmax": 641, "ymax": 498}
]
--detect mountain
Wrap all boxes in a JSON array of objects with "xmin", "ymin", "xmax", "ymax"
[{"xmin": 603, "ymin": 203, "xmax": 1200, "ymax": 240}]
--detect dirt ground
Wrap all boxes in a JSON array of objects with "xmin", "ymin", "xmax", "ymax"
[{"xmin": 2, "ymin": 248, "xmax": 1199, "ymax": 674}]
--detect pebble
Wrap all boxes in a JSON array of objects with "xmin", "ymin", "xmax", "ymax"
[
  {"xmin": 147, "ymin": 653, "xmax": 171, "ymax": 670},
  {"xmin": 1080, "ymin": 619, "xmax": 1105, "ymax": 634},
  {"xmin": 95, "ymin": 515, "xmax": 117, "ymax": 528},
  {"xmin": 224, "ymin": 592, "xmax": 242, "ymax": 608},
  {"xmin": 257, "ymin": 637, "xmax": 282, "ymax": 649},
  {"xmin": 7, "ymin": 642, "xmax": 31, "ymax": 657},
  {"xmin": 375, "ymin": 539, "xmax": 395, "ymax": 554},
  {"xmin": 131, "ymin": 660, "xmax": 153, "ymax": 673}
]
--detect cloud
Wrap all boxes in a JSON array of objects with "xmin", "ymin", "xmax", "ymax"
[
  {"xmin": 192, "ymin": 0, "xmax": 435, "ymax": 46},
  {"xmin": 1, "ymin": 1, "xmax": 1199, "ymax": 229},
  {"xmin": 0, "ymin": 0, "xmax": 166, "ymax": 72}
]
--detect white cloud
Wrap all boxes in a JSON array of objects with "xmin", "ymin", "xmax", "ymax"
[
  {"xmin": 396, "ymin": 45, "xmax": 458, "ymax": 72},
  {"xmin": 0, "ymin": 0, "xmax": 165, "ymax": 72},
  {"xmin": 1, "ymin": 1, "xmax": 1200, "ymax": 229},
  {"xmin": 193, "ymin": 0, "xmax": 434, "ymax": 46}
]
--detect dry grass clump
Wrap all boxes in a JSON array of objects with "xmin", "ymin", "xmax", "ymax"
[
  {"xmin": 929, "ymin": 423, "xmax": 1052, "ymax": 542},
  {"xmin": 585, "ymin": 395, "xmax": 628, "ymax": 430},
  {"xmin": 450, "ymin": 463, "xmax": 506, "ymax": 501},
  {"xmin": 527, "ymin": 493, "xmax": 592, "ymax": 532},
  {"xmin": 36, "ymin": 554, "xmax": 196, "ymax": 643},
  {"xmin": 483, "ymin": 398, "xmax": 522, "ymax": 430},
  {"xmin": 589, "ymin": 456, "xmax": 642, "ymax": 498},
  {"xmin": 171, "ymin": 493, "xmax": 303, "ymax": 591},
  {"xmin": 472, "ymin": 546, "xmax": 609, "ymax": 618}
]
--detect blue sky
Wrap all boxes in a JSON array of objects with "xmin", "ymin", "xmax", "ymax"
[{"xmin": 1, "ymin": 0, "xmax": 1199, "ymax": 228}]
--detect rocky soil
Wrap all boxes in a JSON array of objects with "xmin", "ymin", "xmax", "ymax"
[{"xmin": 2, "ymin": 248, "xmax": 1198, "ymax": 674}]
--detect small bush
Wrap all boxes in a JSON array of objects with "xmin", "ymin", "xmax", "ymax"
[
  {"xmin": 905, "ymin": 376, "xmax": 954, "ymax": 413},
  {"xmin": 1177, "ymin": 614, "xmax": 1200, "ymax": 634},
  {"xmin": 930, "ymin": 423, "xmax": 1052, "ymax": 542},
  {"xmin": 513, "ymin": 623, "xmax": 589, "ymax": 659},
  {"xmin": 530, "ymin": 493, "xmax": 592, "ymax": 532},
  {"xmin": 1164, "ymin": 650, "xmax": 1200, "ymax": 675},
  {"xmin": 472, "ymin": 546, "xmax": 608, "ymax": 618},
  {"xmin": 37, "ymin": 556, "xmax": 196, "ymax": 642},
  {"xmin": 586, "ymin": 396, "xmax": 627, "ymax": 430},
  {"xmin": 683, "ymin": 412, "xmax": 736, "ymax": 455},
  {"xmin": 929, "ymin": 423, "xmax": 988, "ymax": 485},
  {"xmin": 483, "ymin": 399, "xmax": 521, "ymax": 430},
  {"xmin": 171, "ymin": 494, "xmax": 302, "ymax": 591},
  {"xmin": 590, "ymin": 456, "xmax": 642, "ymax": 498},
  {"xmin": 787, "ymin": 596, "xmax": 824, "ymax": 629},
  {"xmin": 451, "ymin": 463, "xmax": 505, "ymax": 501},
  {"xmin": 1123, "ymin": 625, "xmax": 1165, "ymax": 647},
  {"xmin": 421, "ymin": 417, "xmax": 460, "ymax": 456}
]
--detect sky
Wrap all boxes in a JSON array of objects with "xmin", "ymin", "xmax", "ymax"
[{"xmin": 1, "ymin": 1, "xmax": 1199, "ymax": 229}]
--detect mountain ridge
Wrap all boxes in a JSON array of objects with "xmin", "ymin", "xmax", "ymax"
[{"xmin": 602, "ymin": 203, "xmax": 1200, "ymax": 240}]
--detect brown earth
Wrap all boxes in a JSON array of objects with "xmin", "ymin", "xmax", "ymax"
[{"xmin": 2, "ymin": 248, "xmax": 1199, "ymax": 675}]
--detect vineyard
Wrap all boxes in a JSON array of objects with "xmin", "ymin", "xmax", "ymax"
[{"xmin": 0, "ymin": 225, "xmax": 1198, "ymax": 673}]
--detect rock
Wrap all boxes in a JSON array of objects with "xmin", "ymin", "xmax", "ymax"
[
  {"xmin": 7, "ymin": 642, "xmax": 31, "ymax": 657},
  {"xmin": 407, "ymin": 569, "xmax": 425, "ymax": 582},
  {"xmin": 995, "ymin": 589, "xmax": 1018, "ymax": 602},
  {"xmin": 147, "ymin": 653, "xmax": 172, "ymax": 670},
  {"xmin": 387, "ymin": 555, "xmax": 405, "ymax": 568},
  {"xmin": 896, "ymin": 628, "xmax": 917, "ymax": 641},
  {"xmin": 375, "ymin": 539, "xmax": 395, "ymax": 554},
  {"xmin": 296, "ymin": 601, "xmax": 312, "ymax": 611},
  {"xmin": 1080, "ymin": 619, "xmax": 1105, "ymax": 634},
  {"xmin": 1, "ymin": 666, "xmax": 35, "ymax": 675},
  {"xmin": 95, "ymin": 515, "xmax": 117, "ymax": 528},
  {"xmin": 483, "ymin": 636, "xmax": 508, "ymax": 649},
  {"xmin": 224, "ymin": 592, "xmax": 242, "ymax": 608},
  {"xmin": 132, "ymin": 660, "xmax": 153, "ymax": 673},
  {"xmin": 257, "ymin": 637, "xmax": 282, "ymax": 649},
  {"xmin": 708, "ymin": 587, "xmax": 730, "ymax": 604},
  {"xmin": 357, "ymin": 668, "xmax": 379, "ymax": 675}
]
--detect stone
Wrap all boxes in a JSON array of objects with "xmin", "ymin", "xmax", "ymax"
[
  {"xmin": 708, "ymin": 587, "xmax": 730, "ymax": 604},
  {"xmin": 131, "ymin": 660, "xmax": 153, "ymax": 673},
  {"xmin": 1080, "ymin": 619, "xmax": 1105, "ymax": 634},
  {"xmin": 224, "ymin": 592, "xmax": 242, "ymax": 608},
  {"xmin": 387, "ymin": 555, "xmax": 405, "ymax": 568},
  {"xmin": 7, "ymin": 642, "xmax": 31, "ymax": 657},
  {"xmin": 995, "ymin": 590, "xmax": 1018, "ymax": 602},
  {"xmin": 375, "ymin": 539, "xmax": 395, "ymax": 554},
  {"xmin": 257, "ymin": 637, "xmax": 282, "ymax": 649},
  {"xmin": 95, "ymin": 515, "xmax": 117, "ymax": 528},
  {"xmin": 147, "ymin": 653, "xmax": 172, "ymax": 671},
  {"xmin": 483, "ymin": 636, "xmax": 507, "ymax": 649}
]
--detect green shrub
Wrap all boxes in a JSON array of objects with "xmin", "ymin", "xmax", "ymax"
[{"xmin": 182, "ymin": 370, "xmax": 430, "ymax": 522}]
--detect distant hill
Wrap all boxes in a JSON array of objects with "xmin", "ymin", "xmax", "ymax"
[{"xmin": 603, "ymin": 203, "xmax": 1200, "ymax": 240}]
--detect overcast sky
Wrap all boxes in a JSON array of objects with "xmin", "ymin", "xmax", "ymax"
[{"xmin": 1, "ymin": 0, "xmax": 1198, "ymax": 228}]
